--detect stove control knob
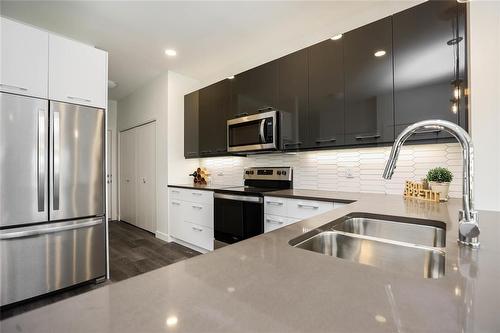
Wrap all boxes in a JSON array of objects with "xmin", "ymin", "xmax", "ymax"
[
  {"xmin": 250, "ymin": 171, "xmax": 254, "ymax": 175},
  {"xmin": 282, "ymin": 171, "xmax": 287, "ymax": 176},
  {"xmin": 245, "ymin": 171, "xmax": 250, "ymax": 175},
  {"xmin": 277, "ymin": 171, "xmax": 282, "ymax": 175}
]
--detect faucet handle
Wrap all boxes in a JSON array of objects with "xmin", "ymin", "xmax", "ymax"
[{"xmin": 458, "ymin": 210, "xmax": 480, "ymax": 248}]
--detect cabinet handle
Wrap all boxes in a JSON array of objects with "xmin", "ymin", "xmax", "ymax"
[
  {"xmin": 171, "ymin": 190, "xmax": 180, "ymax": 194},
  {"xmin": 191, "ymin": 204, "xmax": 203, "ymax": 209},
  {"xmin": 355, "ymin": 134, "xmax": 381, "ymax": 140},
  {"xmin": 234, "ymin": 112, "xmax": 249, "ymax": 118},
  {"xmin": 67, "ymin": 96, "xmax": 92, "ymax": 103},
  {"xmin": 266, "ymin": 218, "xmax": 284, "ymax": 225},
  {"xmin": 200, "ymin": 150, "xmax": 212, "ymax": 154},
  {"xmin": 315, "ymin": 137, "xmax": 337, "ymax": 144},
  {"xmin": 171, "ymin": 201, "xmax": 181, "ymax": 205},
  {"xmin": 216, "ymin": 148, "xmax": 226, "ymax": 153},
  {"xmin": 0, "ymin": 83, "xmax": 28, "ymax": 91},
  {"xmin": 266, "ymin": 201, "xmax": 283, "ymax": 206},
  {"xmin": 257, "ymin": 106, "xmax": 273, "ymax": 113},
  {"xmin": 297, "ymin": 203, "xmax": 319, "ymax": 209},
  {"xmin": 192, "ymin": 192, "xmax": 203, "ymax": 196},
  {"xmin": 186, "ymin": 151, "xmax": 197, "ymax": 156},
  {"xmin": 192, "ymin": 226, "xmax": 203, "ymax": 232},
  {"xmin": 284, "ymin": 142, "xmax": 302, "ymax": 148},
  {"xmin": 414, "ymin": 129, "xmax": 442, "ymax": 135}
]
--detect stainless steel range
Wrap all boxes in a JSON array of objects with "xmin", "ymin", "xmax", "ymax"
[{"xmin": 214, "ymin": 167, "xmax": 292, "ymax": 244}]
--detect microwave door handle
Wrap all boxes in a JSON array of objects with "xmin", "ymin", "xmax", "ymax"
[{"xmin": 259, "ymin": 119, "xmax": 266, "ymax": 143}]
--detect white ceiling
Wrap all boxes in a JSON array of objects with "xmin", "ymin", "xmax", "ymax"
[{"xmin": 1, "ymin": 1, "xmax": 423, "ymax": 101}]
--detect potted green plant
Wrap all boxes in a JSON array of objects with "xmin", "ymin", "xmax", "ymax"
[{"xmin": 426, "ymin": 167, "xmax": 453, "ymax": 201}]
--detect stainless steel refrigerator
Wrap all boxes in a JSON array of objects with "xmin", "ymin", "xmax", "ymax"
[{"xmin": 0, "ymin": 92, "xmax": 106, "ymax": 307}]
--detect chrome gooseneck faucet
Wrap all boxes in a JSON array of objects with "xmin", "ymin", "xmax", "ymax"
[{"xmin": 383, "ymin": 119, "xmax": 479, "ymax": 248}]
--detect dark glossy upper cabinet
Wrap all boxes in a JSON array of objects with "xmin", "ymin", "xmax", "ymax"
[
  {"xmin": 307, "ymin": 38, "xmax": 345, "ymax": 148},
  {"xmin": 184, "ymin": 91, "xmax": 199, "ymax": 158},
  {"xmin": 198, "ymin": 80, "xmax": 231, "ymax": 157},
  {"xmin": 230, "ymin": 61, "xmax": 278, "ymax": 118},
  {"xmin": 344, "ymin": 17, "xmax": 394, "ymax": 145},
  {"xmin": 393, "ymin": 0, "xmax": 467, "ymax": 140},
  {"xmin": 277, "ymin": 49, "xmax": 309, "ymax": 151}
]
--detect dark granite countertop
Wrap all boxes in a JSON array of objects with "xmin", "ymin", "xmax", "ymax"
[{"xmin": 2, "ymin": 192, "xmax": 499, "ymax": 333}]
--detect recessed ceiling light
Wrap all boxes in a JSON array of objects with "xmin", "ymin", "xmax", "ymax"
[
  {"xmin": 164, "ymin": 49, "xmax": 177, "ymax": 57},
  {"xmin": 374, "ymin": 50, "xmax": 386, "ymax": 57},
  {"xmin": 227, "ymin": 76, "xmax": 235, "ymax": 80},
  {"xmin": 330, "ymin": 34, "xmax": 343, "ymax": 41}
]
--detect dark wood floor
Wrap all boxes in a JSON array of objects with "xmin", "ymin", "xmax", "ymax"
[{"xmin": 0, "ymin": 221, "xmax": 200, "ymax": 320}]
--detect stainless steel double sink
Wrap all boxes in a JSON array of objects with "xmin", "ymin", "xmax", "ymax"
[{"xmin": 289, "ymin": 213, "xmax": 446, "ymax": 279}]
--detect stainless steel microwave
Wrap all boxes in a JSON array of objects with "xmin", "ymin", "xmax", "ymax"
[{"xmin": 227, "ymin": 110, "xmax": 279, "ymax": 153}]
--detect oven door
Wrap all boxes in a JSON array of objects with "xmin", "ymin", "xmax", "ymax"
[
  {"xmin": 227, "ymin": 110, "xmax": 277, "ymax": 153},
  {"xmin": 214, "ymin": 193, "xmax": 263, "ymax": 244}
]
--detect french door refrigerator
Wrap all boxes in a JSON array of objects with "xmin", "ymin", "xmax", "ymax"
[{"xmin": 0, "ymin": 92, "xmax": 106, "ymax": 307}]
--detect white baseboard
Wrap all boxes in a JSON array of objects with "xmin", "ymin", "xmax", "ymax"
[
  {"xmin": 168, "ymin": 236, "xmax": 209, "ymax": 254},
  {"xmin": 155, "ymin": 231, "xmax": 171, "ymax": 242}
]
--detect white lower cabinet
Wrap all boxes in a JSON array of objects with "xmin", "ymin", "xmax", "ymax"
[
  {"xmin": 264, "ymin": 196, "xmax": 345, "ymax": 233},
  {"xmin": 168, "ymin": 188, "xmax": 214, "ymax": 251}
]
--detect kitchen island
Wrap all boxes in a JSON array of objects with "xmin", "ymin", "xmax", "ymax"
[{"xmin": 2, "ymin": 191, "xmax": 499, "ymax": 333}]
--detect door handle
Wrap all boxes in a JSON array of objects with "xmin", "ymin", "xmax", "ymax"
[
  {"xmin": 0, "ymin": 218, "xmax": 103, "ymax": 240},
  {"xmin": 259, "ymin": 119, "xmax": 266, "ymax": 143},
  {"xmin": 0, "ymin": 83, "xmax": 28, "ymax": 91},
  {"xmin": 53, "ymin": 110, "xmax": 60, "ymax": 210},
  {"xmin": 37, "ymin": 109, "xmax": 46, "ymax": 212}
]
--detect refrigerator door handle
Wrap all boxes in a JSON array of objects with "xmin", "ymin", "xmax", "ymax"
[
  {"xmin": 37, "ymin": 109, "xmax": 46, "ymax": 212},
  {"xmin": 53, "ymin": 110, "xmax": 60, "ymax": 210},
  {"xmin": 0, "ymin": 218, "xmax": 103, "ymax": 240}
]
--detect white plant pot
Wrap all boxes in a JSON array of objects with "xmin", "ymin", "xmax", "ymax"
[{"xmin": 429, "ymin": 181, "xmax": 450, "ymax": 201}]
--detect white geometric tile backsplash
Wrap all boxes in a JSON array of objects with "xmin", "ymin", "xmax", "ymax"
[{"xmin": 200, "ymin": 143, "xmax": 463, "ymax": 198}]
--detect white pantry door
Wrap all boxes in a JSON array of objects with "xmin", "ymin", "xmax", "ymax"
[
  {"xmin": 136, "ymin": 122, "xmax": 156, "ymax": 233},
  {"xmin": 119, "ymin": 128, "xmax": 137, "ymax": 225}
]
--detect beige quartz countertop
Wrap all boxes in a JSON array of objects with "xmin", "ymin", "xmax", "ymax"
[{"xmin": 2, "ymin": 192, "xmax": 500, "ymax": 333}]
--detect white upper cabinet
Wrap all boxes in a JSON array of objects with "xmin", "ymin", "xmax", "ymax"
[
  {"xmin": 49, "ymin": 34, "xmax": 107, "ymax": 108},
  {"xmin": 0, "ymin": 17, "xmax": 49, "ymax": 98}
]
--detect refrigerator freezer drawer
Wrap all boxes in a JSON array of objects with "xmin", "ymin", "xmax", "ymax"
[{"xmin": 0, "ymin": 217, "xmax": 106, "ymax": 306}]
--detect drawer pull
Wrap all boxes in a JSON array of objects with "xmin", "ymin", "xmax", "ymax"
[
  {"xmin": 192, "ymin": 226, "xmax": 203, "ymax": 232},
  {"xmin": 192, "ymin": 192, "xmax": 203, "ymax": 196},
  {"xmin": 171, "ymin": 190, "xmax": 180, "ymax": 194},
  {"xmin": 266, "ymin": 201, "xmax": 283, "ymax": 206},
  {"xmin": 266, "ymin": 219, "xmax": 284, "ymax": 225},
  {"xmin": 171, "ymin": 201, "xmax": 181, "ymax": 205},
  {"xmin": 297, "ymin": 203, "xmax": 319, "ymax": 209},
  {"xmin": 191, "ymin": 204, "xmax": 203, "ymax": 209}
]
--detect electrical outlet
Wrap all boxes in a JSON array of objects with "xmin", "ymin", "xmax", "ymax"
[{"xmin": 346, "ymin": 168, "xmax": 354, "ymax": 179}]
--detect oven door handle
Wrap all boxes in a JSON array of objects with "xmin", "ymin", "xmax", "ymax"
[
  {"xmin": 214, "ymin": 193, "xmax": 263, "ymax": 203},
  {"xmin": 259, "ymin": 119, "xmax": 266, "ymax": 143}
]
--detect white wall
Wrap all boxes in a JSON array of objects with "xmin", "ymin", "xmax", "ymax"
[
  {"xmin": 469, "ymin": 1, "xmax": 500, "ymax": 212},
  {"xmin": 117, "ymin": 73, "xmax": 169, "ymax": 235},
  {"xmin": 107, "ymin": 100, "xmax": 118, "ymax": 220}
]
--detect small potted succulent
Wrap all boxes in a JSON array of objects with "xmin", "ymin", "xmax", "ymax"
[{"xmin": 427, "ymin": 167, "xmax": 453, "ymax": 201}]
